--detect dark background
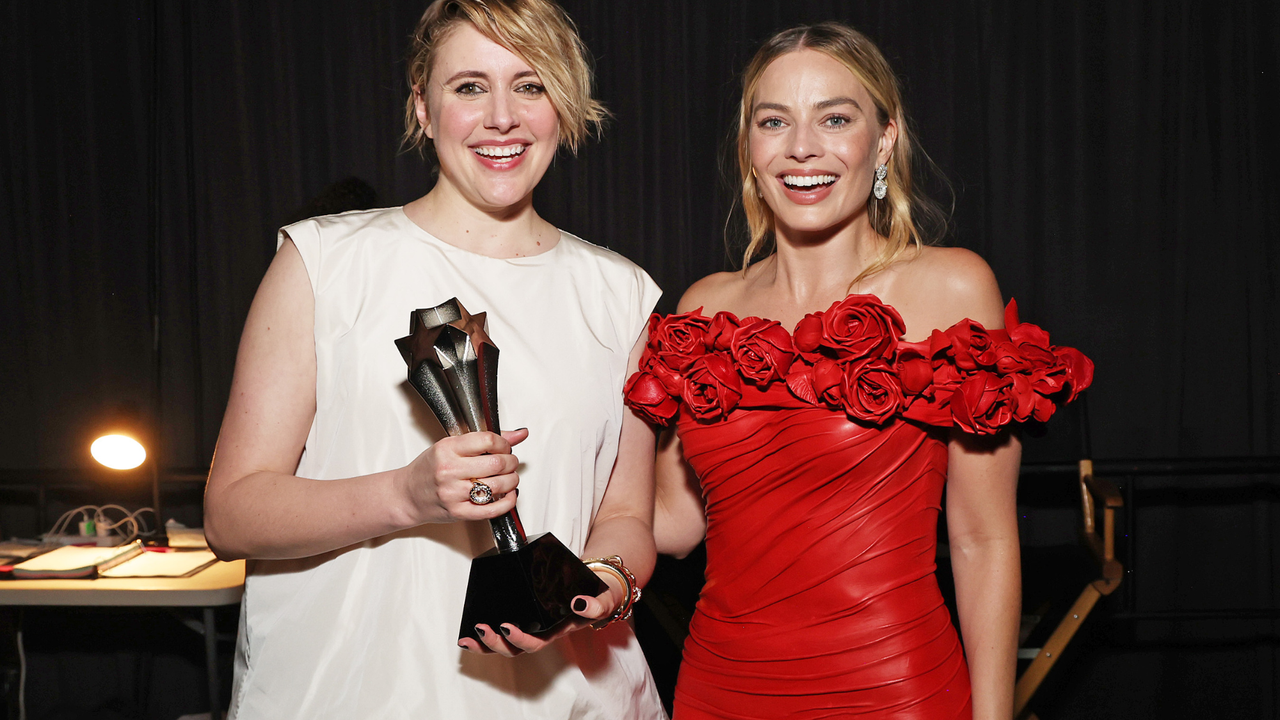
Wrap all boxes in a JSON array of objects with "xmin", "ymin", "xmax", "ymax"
[{"xmin": 1, "ymin": 1, "xmax": 1277, "ymax": 718}]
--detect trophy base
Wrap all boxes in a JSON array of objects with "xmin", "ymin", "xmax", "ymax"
[{"xmin": 458, "ymin": 532, "xmax": 608, "ymax": 643}]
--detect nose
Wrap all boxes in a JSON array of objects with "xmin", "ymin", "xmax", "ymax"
[
  {"xmin": 786, "ymin": 123, "xmax": 821, "ymax": 162},
  {"xmin": 484, "ymin": 88, "xmax": 520, "ymax": 134}
]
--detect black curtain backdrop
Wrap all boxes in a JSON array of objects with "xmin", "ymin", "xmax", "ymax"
[
  {"xmin": 3, "ymin": 1, "xmax": 1277, "ymax": 469},
  {"xmin": 2, "ymin": 1, "xmax": 1278, "ymax": 717}
]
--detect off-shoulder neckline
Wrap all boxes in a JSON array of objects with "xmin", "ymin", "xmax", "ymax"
[{"xmin": 677, "ymin": 293, "xmax": 1006, "ymax": 345}]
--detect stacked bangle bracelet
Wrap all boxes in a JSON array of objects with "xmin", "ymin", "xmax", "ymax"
[{"xmin": 583, "ymin": 555, "xmax": 641, "ymax": 629}]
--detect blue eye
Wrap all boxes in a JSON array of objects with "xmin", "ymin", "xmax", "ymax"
[
  {"xmin": 758, "ymin": 117, "xmax": 784, "ymax": 129},
  {"xmin": 824, "ymin": 115, "xmax": 850, "ymax": 127}
]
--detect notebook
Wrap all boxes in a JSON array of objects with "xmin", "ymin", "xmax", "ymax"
[
  {"xmin": 10, "ymin": 540, "xmax": 144, "ymax": 579},
  {"xmin": 99, "ymin": 549, "xmax": 218, "ymax": 578}
]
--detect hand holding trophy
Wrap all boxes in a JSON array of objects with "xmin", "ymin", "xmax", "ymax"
[{"xmin": 395, "ymin": 298, "xmax": 607, "ymax": 644}]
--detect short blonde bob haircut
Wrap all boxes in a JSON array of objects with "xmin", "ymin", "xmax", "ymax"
[
  {"xmin": 736, "ymin": 22, "xmax": 948, "ymax": 281},
  {"xmin": 402, "ymin": 0, "xmax": 607, "ymax": 158}
]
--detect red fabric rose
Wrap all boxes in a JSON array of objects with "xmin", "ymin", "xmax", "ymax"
[
  {"xmin": 647, "ymin": 311, "xmax": 710, "ymax": 371},
  {"xmin": 941, "ymin": 320, "xmax": 999, "ymax": 371},
  {"xmin": 752, "ymin": 297, "xmax": 1092, "ymax": 433},
  {"xmin": 820, "ymin": 295, "xmax": 906, "ymax": 361},
  {"xmin": 706, "ymin": 311, "xmax": 742, "ymax": 352},
  {"xmin": 640, "ymin": 351, "xmax": 684, "ymax": 395},
  {"xmin": 1005, "ymin": 323, "xmax": 1056, "ymax": 373},
  {"xmin": 951, "ymin": 371, "xmax": 1014, "ymax": 434},
  {"xmin": 623, "ymin": 372, "xmax": 679, "ymax": 426},
  {"xmin": 841, "ymin": 359, "xmax": 905, "ymax": 425},
  {"xmin": 681, "ymin": 354, "xmax": 743, "ymax": 421},
  {"xmin": 785, "ymin": 357, "xmax": 818, "ymax": 404},
  {"xmin": 812, "ymin": 359, "xmax": 846, "ymax": 408},
  {"xmin": 993, "ymin": 341, "xmax": 1030, "ymax": 374},
  {"xmin": 1052, "ymin": 346, "xmax": 1095, "ymax": 403},
  {"xmin": 931, "ymin": 353, "xmax": 964, "ymax": 392},
  {"xmin": 895, "ymin": 344, "xmax": 935, "ymax": 397},
  {"xmin": 793, "ymin": 312, "xmax": 825, "ymax": 359},
  {"xmin": 731, "ymin": 319, "xmax": 795, "ymax": 385},
  {"xmin": 1008, "ymin": 321, "xmax": 1052, "ymax": 353},
  {"xmin": 1007, "ymin": 373, "xmax": 1056, "ymax": 423}
]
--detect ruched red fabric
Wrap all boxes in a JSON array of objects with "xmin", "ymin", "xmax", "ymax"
[
  {"xmin": 625, "ymin": 295, "xmax": 1093, "ymax": 719},
  {"xmin": 677, "ymin": 383, "xmax": 968, "ymax": 719}
]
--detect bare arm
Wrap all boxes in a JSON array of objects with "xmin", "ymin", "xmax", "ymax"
[
  {"xmin": 574, "ymin": 334, "xmax": 661, "ymax": 600},
  {"xmin": 948, "ymin": 430, "xmax": 1022, "ymax": 720},
  {"xmin": 924, "ymin": 251, "xmax": 1020, "ymax": 719},
  {"xmin": 646, "ymin": 277, "xmax": 737, "ymax": 558},
  {"xmin": 654, "ymin": 427, "xmax": 705, "ymax": 557},
  {"xmin": 204, "ymin": 239, "xmax": 523, "ymax": 560}
]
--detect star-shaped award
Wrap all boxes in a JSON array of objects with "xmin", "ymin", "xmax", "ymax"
[
  {"xmin": 395, "ymin": 298, "xmax": 500, "ymax": 436},
  {"xmin": 395, "ymin": 297, "xmax": 607, "ymax": 644}
]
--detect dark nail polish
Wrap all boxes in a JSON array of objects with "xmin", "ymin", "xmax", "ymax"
[
  {"xmin": 572, "ymin": 598, "xmax": 587, "ymax": 612},
  {"xmin": 475, "ymin": 625, "xmax": 485, "ymax": 637},
  {"xmin": 500, "ymin": 625, "xmax": 511, "ymax": 637}
]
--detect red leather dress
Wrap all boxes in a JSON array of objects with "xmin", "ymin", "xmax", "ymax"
[{"xmin": 624, "ymin": 295, "xmax": 1093, "ymax": 720}]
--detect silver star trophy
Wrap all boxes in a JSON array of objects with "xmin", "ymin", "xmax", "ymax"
[{"xmin": 395, "ymin": 298, "xmax": 606, "ymax": 643}]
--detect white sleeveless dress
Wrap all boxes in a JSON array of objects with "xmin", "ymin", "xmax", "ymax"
[{"xmin": 229, "ymin": 207, "xmax": 667, "ymax": 719}]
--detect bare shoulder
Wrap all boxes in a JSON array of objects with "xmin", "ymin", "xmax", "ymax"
[
  {"xmin": 899, "ymin": 246, "xmax": 1006, "ymax": 330},
  {"xmin": 676, "ymin": 271, "xmax": 744, "ymax": 315}
]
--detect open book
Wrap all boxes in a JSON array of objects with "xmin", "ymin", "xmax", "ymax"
[
  {"xmin": 99, "ymin": 549, "xmax": 218, "ymax": 578},
  {"xmin": 11, "ymin": 540, "xmax": 144, "ymax": 579}
]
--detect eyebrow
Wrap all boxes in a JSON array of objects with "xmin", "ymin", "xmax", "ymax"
[
  {"xmin": 441, "ymin": 69, "xmax": 540, "ymax": 84},
  {"xmin": 753, "ymin": 96, "xmax": 863, "ymax": 114},
  {"xmin": 443, "ymin": 70, "xmax": 488, "ymax": 84},
  {"xmin": 817, "ymin": 96, "xmax": 862, "ymax": 111}
]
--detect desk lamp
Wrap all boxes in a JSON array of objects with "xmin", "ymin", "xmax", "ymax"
[{"xmin": 90, "ymin": 410, "xmax": 167, "ymax": 546}]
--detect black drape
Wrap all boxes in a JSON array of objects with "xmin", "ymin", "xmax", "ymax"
[
  {"xmin": 4, "ymin": 1, "xmax": 1275, "ymax": 469},
  {"xmin": 2, "ymin": 1, "xmax": 1277, "ymax": 717}
]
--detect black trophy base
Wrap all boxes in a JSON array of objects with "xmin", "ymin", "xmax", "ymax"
[{"xmin": 458, "ymin": 532, "xmax": 608, "ymax": 643}]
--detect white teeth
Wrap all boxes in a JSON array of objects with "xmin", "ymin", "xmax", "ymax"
[
  {"xmin": 782, "ymin": 174, "xmax": 837, "ymax": 188},
  {"xmin": 474, "ymin": 145, "xmax": 526, "ymax": 158}
]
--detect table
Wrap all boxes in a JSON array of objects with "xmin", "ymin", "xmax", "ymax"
[{"xmin": 0, "ymin": 559, "xmax": 245, "ymax": 719}]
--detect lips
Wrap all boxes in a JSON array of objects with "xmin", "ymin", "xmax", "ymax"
[
  {"xmin": 777, "ymin": 172, "xmax": 839, "ymax": 204},
  {"xmin": 471, "ymin": 142, "xmax": 529, "ymax": 170}
]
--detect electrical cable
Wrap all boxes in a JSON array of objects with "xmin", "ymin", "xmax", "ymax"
[
  {"xmin": 41, "ymin": 504, "xmax": 152, "ymax": 545},
  {"xmin": 94, "ymin": 504, "xmax": 142, "ymax": 541},
  {"xmin": 128, "ymin": 506, "xmax": 161, "ymax": 536}
]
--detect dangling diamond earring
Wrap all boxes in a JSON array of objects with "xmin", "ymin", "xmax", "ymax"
[{"xmin": 873, "ymin": 164, "xmax": 888, "ymax": 200}]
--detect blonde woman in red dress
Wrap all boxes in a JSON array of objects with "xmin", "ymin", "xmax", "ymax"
[{"xmin": 624, "ymin": 23, "xmax": 1093, "ymax": 720}]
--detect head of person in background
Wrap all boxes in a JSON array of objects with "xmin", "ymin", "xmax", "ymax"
[
  {"xmin": 734, "ymin": 21, "xmax": 947, "ymax": 281},
  {"xmin": 402, "ymin": 0, "xmax": 606, "ymax": 215}
]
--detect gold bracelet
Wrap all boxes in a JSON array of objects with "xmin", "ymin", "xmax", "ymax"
[{"xmin": 583, "ymin": 555, "xmax": 640, "ymax": 629}]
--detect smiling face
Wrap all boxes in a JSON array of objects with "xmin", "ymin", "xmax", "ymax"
[
  {"xmin": 415, "ymin": 22, "xmax": 560, "ymax": 214},
  {"xmin": 749, "ymin": 49, "xmax": 897, "ymax": 237}
]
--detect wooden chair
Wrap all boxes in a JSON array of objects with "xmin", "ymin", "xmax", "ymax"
[{"xmin": 1014, "ymin": 459, "xmax": 1124, "ymax": 719}]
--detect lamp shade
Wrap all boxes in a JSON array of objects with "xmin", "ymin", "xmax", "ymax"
[{"xmin": 90, "ymin": 434, "xmax": 147, "ymax": 470}]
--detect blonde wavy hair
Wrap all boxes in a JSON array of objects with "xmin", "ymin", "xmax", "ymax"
[
  {"xmin": 736, "ymin": 22, "xmax": 948, "ymax": 280},
  {"xmin": 402, "ymin": 0, "xmax": 607, "ymax": 159}
]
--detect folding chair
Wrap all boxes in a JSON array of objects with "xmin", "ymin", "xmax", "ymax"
[{"xmin": 1014, "ymin": 458, "xmax": 1124, "ymax": 719}]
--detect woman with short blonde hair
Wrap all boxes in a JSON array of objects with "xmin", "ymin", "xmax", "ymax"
[
  {"xmin": 402, "ymin": 0, "xmax": 607, "ymax": 157},
  {"xmin": 206, "ymin": 1, "xmax": 665, "ymax": 717}
]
